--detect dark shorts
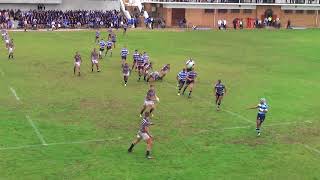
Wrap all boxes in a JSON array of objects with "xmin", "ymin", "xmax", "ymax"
[
  {"xmin": 99, "ymin": 48, "xmax": 105, "ymax": 52},
  {"xmin": 112, "ymin": 40, "xmax": 116, "ymax": 43},
  {"xmin": 186, "ymin": 80, "xmax": 194, "ymax": 85},
  {"xmin": 138, "ymin": 66, "xmax": 144, "ymax": 70},
  {"xmin": 95, "ymin": 36, "xmax": 99, "ymax": 39},
  {"xmin": 121, "ymin": 56, "xmax": 127, "ymax": 60},
  {"xmin": 216, "ymin": 92, "xmax": 224, "ymax": 97},
  {"xmin": 107, "ymin": 46, "xmax": 112, "ymax": 50},
  {"xmin": 179, "ymin": 80, "xmax": 186, "ymax": 85},
  {"xmin": 257, "ymin": 114, "xmax": 266, "ymax": 122},
  {"xmin": 186, "ymin": 68, "xmax": 192, "ymax": 72}
]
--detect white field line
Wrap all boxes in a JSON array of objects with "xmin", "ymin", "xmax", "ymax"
[
  {"xmin": 9, "ymin": 87, "xmax": 20, "ymax": 101},
  {"xmin": 0, "ymin": 137, "xmax": 122, "ymax": 151},
  {"xmin": 25, "ymin": 115, "xmax": 48, "ymax": 146},
  {"xmin": 304, "ymin": 145, "xmax": 320, "ymax": 155}
]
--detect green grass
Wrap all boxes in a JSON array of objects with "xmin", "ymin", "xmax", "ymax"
[{"xmin": 0, "ymin": 29, "xmax": 319, "ymax": 179}]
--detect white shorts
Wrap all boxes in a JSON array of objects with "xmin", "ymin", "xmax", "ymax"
[
  {"xmin": 137, "ymin": 131, "xmax": 150, "ymax": 140},
  {"xmin": 5, "ymin": 40, "xmax": 9, "ymax": 44},
  {"xmin": 74, "ymin": 62, "xmax": 81, "ymax": 67},
  {"xmin": 123, "ymin": 72, "xmax": 130, "ymax": 76},
  {"xmin": 92, "ymin": 59, "xmax": 98, "ymax": 64},
  {"xmin": 144, "ymin": 100, "xmax": 154, "ymax": 106},
  {"xmin": 8, "ymin": 48, "xmax": 13, "ymax": 53}
]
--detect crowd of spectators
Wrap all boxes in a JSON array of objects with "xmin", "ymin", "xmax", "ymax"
[{"xmin": 0, "ymin": 9, "xmax": 128, "ymax": 29}]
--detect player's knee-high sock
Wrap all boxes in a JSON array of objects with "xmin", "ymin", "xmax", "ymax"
[
  {"xmin": 128, "ymin": 143, "xmax": 135, "ymax": 152},
  {"xmin": 188, "ymin": 91, "xmax": 192, "ymax": 97},
  {"xmin": 182, "ymin": 86, "xmax": 188, "ymax": 94},
  {"xmin": 144, "ymin": 74, "xmax": 147, "ymax": 81},
  {"xmin": 74, "ymin": 67, "xmax": 76, "ymax": 75},
  {"xmin": 140, "ymin": 107, "xmax": 146, "ymax": 115}
]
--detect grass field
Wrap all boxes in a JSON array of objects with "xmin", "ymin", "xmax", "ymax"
[{"xmin": 0, "ymin": 29, "xmax": 319, "ymax": 179}]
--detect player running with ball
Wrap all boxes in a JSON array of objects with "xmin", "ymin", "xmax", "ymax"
[
  {"xmin": 128, "ymin": 111, "xmax": 154, "ymax": 159},
  {"xmin": 249, "ymin": 98, "xmax": 269, "ymax": 136}
]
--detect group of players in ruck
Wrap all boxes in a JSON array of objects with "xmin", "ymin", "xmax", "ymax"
[{"xmin": 1, "ymin": 28, "xmax": 14, "ymax": 59}]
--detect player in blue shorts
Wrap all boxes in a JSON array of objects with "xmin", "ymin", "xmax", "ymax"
[
  {"xmin": 177, "ymin": 68, "xmax": 187, "ymax": 96},
  {"xmin": 249, "ymin": 98, "xmax": 269, "ymax": 136},
  {"xmin": 105, "ymin": 40, "xmax": 113, "ymax": 57},
  {"xmin": 98, "ymin": 39, "xmax": 106, "ymax": 59},
  {"xmin": 214, "ymin": 80, "xmax": 227, "ymax": 111}
]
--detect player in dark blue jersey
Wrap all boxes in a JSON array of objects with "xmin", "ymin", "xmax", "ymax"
[
  {"xmin": 95, "ymin": 30, "xmax": 100, "ymax": 43},
  {"xmin": 98, "ymin": 39, "xmax": 106, "ymax": 59},
  {"xmin": 120, "ymin": 46, "xmax": 129, "ymax": 67},
  {"xmin": 122, "ymin": 63, "xmax": 130, "ymax": 86},
  {"xmin": 249, "ymin": 98, "xmax": 269, "ymax": 136},
  {"xmin": 136, "ymin": 53, "xmax": 145, "ymax": 81},
  {"xmin": 182, "ymin": 68, "xmax": 197, "ymax": 98},
  {"xmin": 128, "ymin": 112, "xmax": 154, "ymax": 159},
  {"xmin": 132, "ymin": 50, "xmax": 140, "ymax": 70},
  {"xmin": 177, "ymin": 68, "xmax": 187, "ymax": 96},
  {"xmin": 105, "ymin": 40, "xmax": 113, "ymax": 57},
  {"xmin": 214, "ymin": 80, "xmax": 227, "ymax": 111}
]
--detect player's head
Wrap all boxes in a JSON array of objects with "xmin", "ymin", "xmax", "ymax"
[
  {"xmin": 183, "ymin": 68, "xmax": 186, "ymax": 72},
  {"xmin": 167, "ymin": 64, "xmax": 170, "ymax": 67},
  {"xmin": 143, "ymin": 51, "xmax": 146, "ymax": 54},
  {"xmin": 149, "ymin": 84, "xmax": 155, "ymax": 89},
  {"xmin": 260, "ymin": 98, "xmax": 266, "ymax": 104},
  {"xmin": 124, "ymin": 62, "xmax": 128, "ymax": 66},
  {"xmin": 135, "ymin": 49, "xmax": 138, "ymax": 52},
  {"xmin": 76, "ymin": 51, "xmax": 79, "ymax": 55},
  {"xmin": 217, "ymin": 79, "xmax": 221, "ymax": 84},
  {"xmin": 93, "ymin": 48, "xmax": 96, "ymax": 52},
  {"xmin": 144, "ymin": 111, "xmax": 150, "ymax": 118}
]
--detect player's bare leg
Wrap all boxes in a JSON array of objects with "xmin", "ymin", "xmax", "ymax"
[
  {"xmin": 146, "ymin": 138, "xmax": 153, "ymax": 159},
  {"xmin": 256, "ymin": 119, "xmax": 262, "ymax": 136},
  {"xmin": 188, "ymin": 83, "xmax": 194, "ymax": 98},
  {"xmin": 124, "ymin": 75, "xmax": 128, "ymax": 86},
  {"xmin": 96, "ymin": 63, "xmax": 100, "ymax": 72}
]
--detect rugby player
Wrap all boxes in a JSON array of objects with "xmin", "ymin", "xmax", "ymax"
[
  {"xmin": 98, "ymin": 39, "xmax": 106, "ymax": 59},
  {"xmin": 132, "ymin": 49, "xmax": 140, "ymax": 70},
  {"xmin": 177, "ymin": 68, "xmax": 187, "ymax": 96},
  {"xmin": 73, "ymin": 51, "xmax": 82, "ymax": 76},
  {"xmin": 146, "ymin": 71, "xmax": 160, "ymax": 82},
  {"xmin": 143, "ymin": 62, "xmax": 153, "ymax": 81},
  {"xmin": 91, "ymin": 48, "xmax": 100, "ymax": 72},
  {"xmin": 122, "ymin": 62, "xmax": 130, "ymax": 86},
  {"xmin": 128, "ymin": 111, "xmax": 154, "ymax": 159},
  {"xmin": 249, "ymin": 98, "xmax": 269, "ymax": 136},
  {"xmin": 182, "ymin": 68, "xmax": 197, "ymax": 98},
  {"xmin": 214, "ymin": 80, "xmax": 227, "ymax": 111},
  {"xmin": 159, "ymin": 64, "xmax": 170, "ymax": 80},
  {"xmin": 136, "ymin": 53, "xmax": 145, "ymax": 81},
  {"xmin": 105, "ymin": 39, "xmax": 113, "ymax": 57},
  {"xmin": 120, "ymin": 46, "xmax": 129, "ymax": 67},
  {"xmin": 111, "ymin": 33, "xmax": 117, "ymax": 48},
  {"xmin": 139, "ymin": 84, "xmax": 159, "ymax": 117},
  {"xmin": 8, "ymin": 39, "xmax": 14, "ymax": 60},
  {"xmin": 95, "ymin": 30, "xmax": 100, "ymax": 43}
]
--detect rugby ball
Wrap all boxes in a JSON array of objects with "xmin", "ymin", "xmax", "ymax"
[{"xmin": 186, "ymin": 60, "xmax": 195, "ymax": 69}]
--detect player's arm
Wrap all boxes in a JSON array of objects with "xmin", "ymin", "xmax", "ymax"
[
  {"xmin": 248, "ymin": 105, "xmax": 259, "ymax": 110},
  {"xmin": 224, "ymin": 86, "xmax": 227, "ymax": 96}
]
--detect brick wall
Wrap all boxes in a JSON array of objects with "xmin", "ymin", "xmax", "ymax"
[{"xmin": 152, "ymin": 4, "xmax": 320, "ymax": 28}]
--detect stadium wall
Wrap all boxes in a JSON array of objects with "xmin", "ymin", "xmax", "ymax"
[
  {"xmin": 144, "ymin": 3, "xmax": 320, "ymax": 28},
  {"xmin": 0, "ymin": 0, "xmax": 120, "ymax": 10}
]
